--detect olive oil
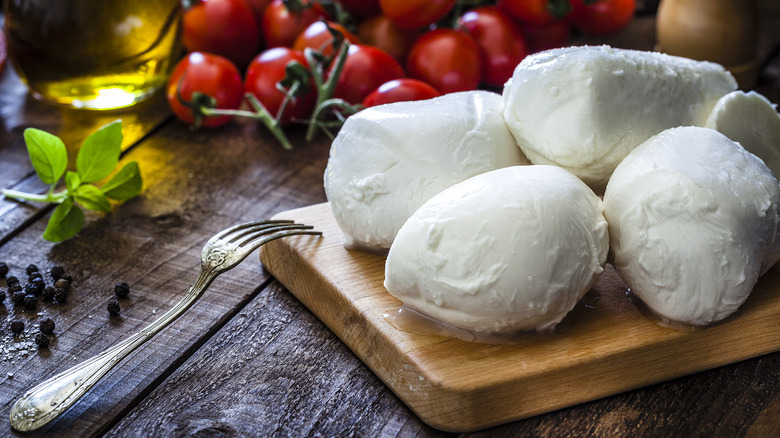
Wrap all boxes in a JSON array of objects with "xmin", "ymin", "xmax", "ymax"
[{"xmin": 4, "ymin": 0, "xmax": 182, "ymax": 110}]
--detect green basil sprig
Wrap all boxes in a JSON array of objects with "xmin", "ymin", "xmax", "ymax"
[{"xmin": 2, "ymin": 120, "xmax": 142, "ymax": 242}]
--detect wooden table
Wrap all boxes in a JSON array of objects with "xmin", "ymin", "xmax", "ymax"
[{"xmin": 2, "ymin": 11, "xmax": 780, "ymax": 437}]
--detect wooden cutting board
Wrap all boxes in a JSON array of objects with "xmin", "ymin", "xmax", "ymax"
[{"xmin": 259, "ymin": 202, "xmax": 780, "ymax": 433}]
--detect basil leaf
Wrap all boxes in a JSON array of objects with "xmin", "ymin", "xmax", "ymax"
[
  {"xmin": 74, "ymin": 184, "xmax": 112, "ymax": 212},
  {"xmin": 102, "ymin": 161, "xmax": 142, "ymax": 201},
  {"xmin": 23, "ymin": 128, "xmax": 67, "ymax": 185},
  {"xmin": 65, "ymin": 171, "xmax": 81, "ymax": 193},
  {"xmin": 77, "ymin": 119, "xmax": 123, "ymax": 183},
  {"xmin": 43, "ymin": 198, "xmax": 85, "ymax": 242}
]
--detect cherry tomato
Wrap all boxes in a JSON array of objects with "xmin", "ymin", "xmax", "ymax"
[
  {"xmin": 362, "ymin": 78, "xmax": 441, "ymax": 107},
  {"xmin": 262, "ymin": 0, "xmax": 327, "ymax": 48},
  {"xmin": 379, "ymin": 0, "xmax": 456, "ymax": 30},
  {"xmin": 293, "ymin": 21, "xmax": 360, "ymax": 57},
  {"xmin": 182, "ymin": 0, "xmax": 260, "ymax": 67},
  {"xmin": 332, "ymin": 45, "xmax": 405, "ymax": 105},
  {"xmin": 245, "ymin": 0, "xmax": 273, "ymax": 27},
  {"xmin": 406, "ymin": 29, "xmax": 481, "ymax": 94},
  {"xmin": 357, "ymin": 15, "xmax": 418, "ymax": 64},
  {"xmin": 245, "ymin": 47, "xmax": 316, "ymax": 125},
  {"xmin": 521, "ymin": 20, "xmax": 571, "ymax": 52},
  {"xmin": 458, "ymin": 6, "xmax": 528, "ymax": 87},
  {"xmin": 570, "ymin": 0, "xmax": 636, "ymax": 35},
  {"xmin": 167, "ymin": 52, "xmax": 244, "ymax": 128},
  {"xmin": 339, "ymin": 0, "xmax": 381, "ymax": 18},
  {"xmin": 499, "ymin": 0, "xmax": 571, "ymax": 26}
]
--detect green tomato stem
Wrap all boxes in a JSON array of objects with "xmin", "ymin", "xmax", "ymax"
[
  {"xmin": 306, "ymin": 98, "xmax": 361, "ymax": 141},
  {"xmin": 199, "ymin": 96, "xmax": 293, "ymax": 151},
  {"xmin": 244, "ymin": 93, "xmax": 294, "ymax": 150},
  {"xmin": 274, "ymin": 81, "xmax": 301, "ymax": 126},
  {"xmin": 305, "ymin": 41, "xmax": 351, "ymax": 141}
]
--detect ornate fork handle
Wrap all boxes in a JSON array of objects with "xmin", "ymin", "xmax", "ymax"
[
  {"xmin": 9, "ymin": 220, "xmax": 320, "ymax": 432},
  {"xmin": 9, "ymin": 266, "xmax": 218, "ymax": 432}
]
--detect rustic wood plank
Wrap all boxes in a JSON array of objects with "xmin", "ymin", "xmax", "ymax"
[
  {"xmin": 102, "ymin": 280, "xmax": 448, "ymax": 437},
  {"xmin": 0, "ymin": 117, "xmax": 331, "ymax": 437}
]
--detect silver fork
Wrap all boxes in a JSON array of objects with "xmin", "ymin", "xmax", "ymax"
[{"xmin": 9, "ymin": 220, "xmax": 321, "ymax": 432}]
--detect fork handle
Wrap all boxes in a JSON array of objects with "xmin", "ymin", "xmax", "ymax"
[{"xmin": 9, "ymin": 268, "xmax": 217, "ymax": 432}]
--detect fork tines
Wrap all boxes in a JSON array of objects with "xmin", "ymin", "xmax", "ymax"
[{"xmin": 215, "ymin": 220, "xmax": 320, "ymax": 247}]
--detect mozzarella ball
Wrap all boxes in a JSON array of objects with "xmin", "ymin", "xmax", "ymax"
[
  {"xmin": 705, "ymin": 90, "xmax": 780, "ymax": 178},
  {"xmin": 502, "ymin": 45, "xmax": 736, "ymax": 189},
  {"xmin": 384, "ymin": 165, "xmax": 609, "ymax": 334},
  {"xmin": 604, "ymin": 127, "xmax": 780, "ymax": 326},
  {"xmin": 324, "ymin": 91, "xmax": 528, "ymax": 252}
]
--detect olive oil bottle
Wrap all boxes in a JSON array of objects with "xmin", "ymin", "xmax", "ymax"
[{"xmin": 4, "ymin": 0, "xmax": 182, "ymax": 110}]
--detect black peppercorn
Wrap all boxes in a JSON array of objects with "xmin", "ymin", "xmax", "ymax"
[
  {"xmin": 11, "ymin": 289, "xmax": 26, "ymax": 304},
  {"xmin": 8, "ymin": 283, "xmax": 22, "ymax": 295},
  {"xmin": 6, "ymin": 276, "xmax": 19, "ymax": 287},
  {"xmin": 24, "ymin": 283, "xmax": 36, "ymax": 295},
  {"xmin": 27, "ymin": 280, "xmax": 44, "ymax": 296},
  {"xmin": 54, "ymin": 278, "xmax": 70, "ymax": 291},
  {"xmin": 114, "ymin": 282, "xmax": 130, "ymax": 298},
  {"xmin": 24, "ymin": 294, "xmax": 38, "ymax": 310},
  {"xmin": 10, "ymin": 320, "xmax": 24, "ymax": 334},
  {"xmin": 0, "ymin": 262, "xmax": 8, "ymax": 278},
  {"xmin": 54, "ymin": 287, "xmax": 69, "ymax": 304},
  {"xmin": 0, "ymin": 289, "xmax": 5, "ymax": 302},
  {"xmin": 107, "ymin": 299, "xmax": 121, "ymax": 316},
  {"xmin": 39, "ymin": 318, "xmax": 55, "ymax": 335},
  {"xmin": 50, "ymin": 266, "xmax": 65, "ymax": 281},
  {"xmin": 42, "ymin": 286, "xmax": 56, "ymax": 301},
  {"xmin": 26, "ymin": 264, "xmax": 39, "ymax": 275},
  {"xmin": 34, "ymin": 332, "xmax": 50, "ymax": 348},
  {"xmin": 29, "ymin": 271, "xmax": 43, "ymax": 282}
]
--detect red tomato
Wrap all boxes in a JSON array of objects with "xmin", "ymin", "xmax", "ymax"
[
  {"xmin": 499, "ymin": 0, "xmax": 571, "ymax": 26},
  {"xmin": 167, "ymin": 52, "xmax": 244, "ymax": 128},
  {"xmin": 293, "ymin": 21, "xmax": 361, "ymax": 57},
  {"xmin": 332, "ymin": 44, "xmax": 406, "ymax": 105},
  {"xmin": 357, "ymin": 15, "xmax": 418, "ymax": 64},
  {"xmin": 245, "ymin": 0, "xmax": 273, "ymax": 27},
  {"xmin": 458, "ymin": 6, "xmax": 528, "ymax": 87},
  {"xmin": 570, "ymin": 0, "xmax": 636, "ymax": 35},
  {"xmin": 182, "ymin": 0, "xmax": 260, "ymax": 67},
  {"xmin": 339, "ymin": 0, "xmax": 381, "ymax": 18},
  {"xmin": 262, "ymin": 0, "xmax": 327, "ymax": 48},
  {"xmin": 245, "ymin": 47, "xmax": 316, "ymax": 125},
  {"xmin": 521, "ymin": 19, "xmax": 572, "ymax": 52},
  {"xmin": 406, "ymin": 29, "xmax": 481, "ymax": 94},
  {"xmin": 379, "ymin": 0, "xmax": 456, "ymax": 30},
  {"xmin": 362, "ymin": 78, "xmax": 441, "ymax": 107}
]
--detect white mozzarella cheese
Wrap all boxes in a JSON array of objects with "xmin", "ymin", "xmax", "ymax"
[
  {"xmin": 603, "ymin": 127, "xmax": 780, "ymax": 326},
  {"xmin": 705, "ymin": 90, "xmax": 780, "ymax": 178},
  {"xmin": 384, "ymin": 165, "xmax": 608, "ymax": 334},
  {"xmin": 324, "ymin": 91, "xmax": 528, "ymax": 251},
  {"xmin": 502, "ymin": 45, "xmax": 737, "ymax": 189}
]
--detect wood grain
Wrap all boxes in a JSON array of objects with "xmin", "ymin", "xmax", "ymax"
[
  {"xmin": 259, "ymin": 203, "xmax": 780, "ymax": 433},
  {"xmin": 0, "ymin": 117, "xmax": 330, "ymax": 437},
  {"xmin": 103, "ymin": 280, "xmax": 446, "ymax": 437}
]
